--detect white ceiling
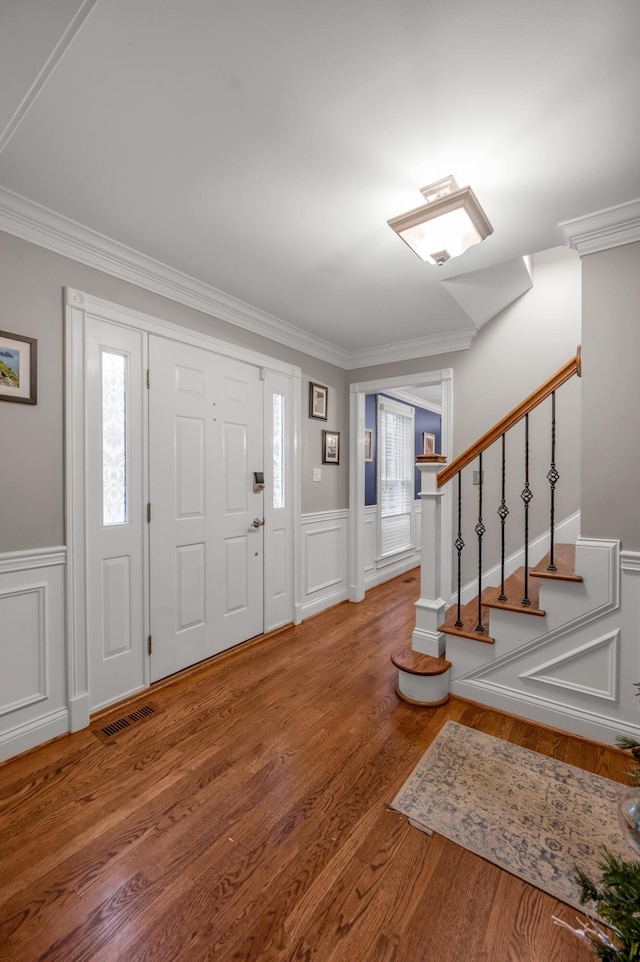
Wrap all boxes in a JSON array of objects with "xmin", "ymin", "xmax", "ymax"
[{"xmin": 1, "ymin": 0, "xmax": 639, "ymax": 364}]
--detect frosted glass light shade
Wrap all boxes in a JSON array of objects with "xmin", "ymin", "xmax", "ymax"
[{"xmin": 388, "ymin": 179, "xmax": 493, "ymax": 265}]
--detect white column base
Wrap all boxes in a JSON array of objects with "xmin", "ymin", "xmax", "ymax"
[{"xmin": 413, "ymin": 597, "xmax": 447, "ymax": 655}]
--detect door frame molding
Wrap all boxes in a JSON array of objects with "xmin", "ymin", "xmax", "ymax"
[
  {"xmin": 348, "ymin": 369, "xmax": 453, "ymax": 604},
  {"xmin": 64, "ymin": 287, "xmax": 301, "ymax": 731}
]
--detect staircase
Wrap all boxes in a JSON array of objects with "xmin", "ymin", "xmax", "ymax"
[
  {"xmin": 393, "ymin": 544, "xmax": 583, "ymax": 705},
  {"xmin": 394, "ymin": 352, "xmax": 589, "ymax": 711}
]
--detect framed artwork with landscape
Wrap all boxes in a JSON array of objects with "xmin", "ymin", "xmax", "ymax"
[{"xmin": 0, "ymin": 330, "xmax": 37, "ymax": 404}]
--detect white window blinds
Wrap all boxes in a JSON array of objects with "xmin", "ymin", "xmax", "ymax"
[{"xmin": 377, "ymin": 396, "xmax": 415, "ymax": 558}]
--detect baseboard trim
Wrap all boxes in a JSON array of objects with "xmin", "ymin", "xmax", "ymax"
[
  {"xmin": 451, "ymin": 678, "xmax": 640, "ymax": 747},
  {"xmin": 297, "ymin": 588, "xmax": 349, "ymax": 622},
  {"xmin": 0, "ymin": 708, "xmax": 69, "ymax": 763},
  {"xmin": 364, "ymin": 554, "xmax": 421, "ymax": 591}
]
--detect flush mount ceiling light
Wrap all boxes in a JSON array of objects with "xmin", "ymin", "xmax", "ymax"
[{"xmin": 387, "ymin": 175, "xmax": 493, "ymax": 265}]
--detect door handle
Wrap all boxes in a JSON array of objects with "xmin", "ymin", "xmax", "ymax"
[{"xmin": 251, "ymin": 517, "xmax": 265, "ymax": 528}]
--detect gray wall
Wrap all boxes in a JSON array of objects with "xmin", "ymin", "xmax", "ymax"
[
  {"xmin": 349, "ymin": 247, "xmax": 583, "ymax": 573},
  {"xmin": 0, "ymin": 231, "xmax": 348, "ymax": 553},
  {"xmin": 581, "ymin": 241, "xmax": 640, "ymax": 549}
]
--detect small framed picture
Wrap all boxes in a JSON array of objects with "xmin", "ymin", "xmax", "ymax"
[
  {"xmin": 322, "ymin": 430, "xmax": 340, "ymax": 465},
  {"xmin": 422, "ymin": 432, "xmax": 436, "ymax": 455},
  {"xmin": 309, "ymin": 381, "xmax": 328, "ymax": 420},
  {"xmin": 0, "ymin": 330, "xmax": 37, "ymax": 404},
  {"xmin": 364, "ymin": 429, "xmax": 373, "ymax": 462}
]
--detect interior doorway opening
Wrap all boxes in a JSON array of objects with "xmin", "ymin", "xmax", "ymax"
[{"xmin": 348, "ymin": 369, "xmax": 453, "ymax": 605}]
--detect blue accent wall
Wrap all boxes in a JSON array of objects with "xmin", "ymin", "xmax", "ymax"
[
  {"xmin": 364, "ymin": 393, "xmax": 377, "ymax": 506},
  {"xmin": 364, "ymin": 394, "xmax": 441, "ymax": 506}
]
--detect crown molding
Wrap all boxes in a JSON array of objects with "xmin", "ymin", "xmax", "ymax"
[
  {"xmin": 343, "ymin": 328, "xmax": 475, "ymax": 370},
  {"xmin": 559, "ymin": 198, "xmax": 640, "ymax": 256},
  {"xmin": 0, "ymin": 186, "xmax": 476, "ymax": 370},
  {"xmin": 0, "ymin": 186, "xmax": 349, "ymax": 367}
]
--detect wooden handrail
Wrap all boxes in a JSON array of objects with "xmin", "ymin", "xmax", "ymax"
[{"xmin": 437, "ymin": 351, "xmax": 581, "ymax": 488}]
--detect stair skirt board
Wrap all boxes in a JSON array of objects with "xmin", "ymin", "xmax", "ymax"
[{"xmin": 396, "ymin": 538, "xmax": 636, "ymax": 745}]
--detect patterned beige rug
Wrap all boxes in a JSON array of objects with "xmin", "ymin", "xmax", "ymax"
[{"xmin": 391, "ymin": 720, "xmax": 636, "ymax": 912}]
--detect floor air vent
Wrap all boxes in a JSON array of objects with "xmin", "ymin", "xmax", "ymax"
[{"xmin": 94, "ymin": 703, "xmax": 158, "ymax": 744}]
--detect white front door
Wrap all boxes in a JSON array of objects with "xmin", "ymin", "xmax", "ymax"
[{"xmin": 148, "ymin": 336, "xmax": 264, "ymax": 681}]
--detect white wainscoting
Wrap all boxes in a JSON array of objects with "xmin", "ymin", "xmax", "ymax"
[
  {"xmin": 297, "ymin": 510, "xmax": 350, "ymax": 621},
  {"xmin": 0, "ymin": 547, "xmax": 68, "ymax": 762},
  {"xmin": 362, "ymin": 502, "xmax": 422, "ymax": 590}
]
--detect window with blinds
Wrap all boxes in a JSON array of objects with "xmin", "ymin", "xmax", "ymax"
[{"xmin": 377, "ymin": 396, "xmax": 415, "ymax": 559}]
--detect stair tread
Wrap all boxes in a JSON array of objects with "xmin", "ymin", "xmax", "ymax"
[
  {"xmin": 482, "ymin": 568, "xmax": 546, "ymax": 616},
  {"xmin": 391, "ymin": 646, "xmax": 451, "ymax": 676},
  {"xmin": 439, "ymin": 599, "xmax": 494, "ymax": 644},
  {"xmin": 530, "ymin": 543, "xmax": 583, "ymax": 582}
]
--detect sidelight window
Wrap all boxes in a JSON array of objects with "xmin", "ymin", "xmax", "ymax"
[
  {"xmin": 102, "ymin": 350, "xmax": 128, "ymax": 526},
  {"xmin": 273, "ymin": 392, "xmax": 285, "ymax": 509}
]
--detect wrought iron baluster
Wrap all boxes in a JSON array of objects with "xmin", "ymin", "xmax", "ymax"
[
  {"xmin": 521, "ymin": 413, "xmax": 532, "ymax": 606},
  {"xmin": 475, "ymin": 452, "xmax": 485, "ymax": 632},
  {"xmin": 498, "ymin": 433, "xmax": 509, "ymax": 600},
  {"xmin": 547, "ymin": 391, "xmax": 559, "ymax": 572},
  {"xmin": 454, "ymin": 470, "xmax": 464, "ymax": 627}
]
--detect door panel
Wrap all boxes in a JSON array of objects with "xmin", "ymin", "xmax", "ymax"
[
  {"xmin": 85, "ymin": 317, "xmax": 145, "ymax": 710},
  {"xmin": 148, "ymin": 336, "xmax": 264, "ymax": 682}
]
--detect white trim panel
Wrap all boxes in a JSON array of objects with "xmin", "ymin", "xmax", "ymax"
[
  {"xmin": 297, "ymin": 510, "xmax": 349, "ymax": 621},
  {"xmin": 0, "ymin": 548, "xmax": 67, "ymax": 762}
]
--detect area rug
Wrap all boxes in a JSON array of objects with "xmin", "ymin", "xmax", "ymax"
[{"xmin": 390, "ymin": 720, "xmax": 636, "ymax": 913}]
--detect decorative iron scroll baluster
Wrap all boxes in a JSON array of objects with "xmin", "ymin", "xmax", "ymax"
[
  {"xmin": 454, "ymin": 471, "xmax": 464, "ymax": 627},
  {"xmin": 497, "ymin": 433, "xmax": 509, "ymax": 600},
  {"xmin": 547, "ymin": 391, "xmax": 559, "ymax": 572},
  {"xmin": 475, "ymin": 452, "xmax": 486, "ymax": 632},
  {"xmin": 521, "ymin": 413, "xmax": 533, "ymax": 606}
]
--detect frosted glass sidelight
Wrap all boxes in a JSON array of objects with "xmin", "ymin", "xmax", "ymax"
[
  {"xmin": 273, "ymin": 393, "xmax": 285, "ymax": 509},
  {"xmin": 102, "ymin": 351, "xmax": 128, "ymax": 525}
]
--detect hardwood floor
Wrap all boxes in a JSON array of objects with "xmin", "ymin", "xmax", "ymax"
[{"xmin": 0, "ymin": 570, "xmax": 629, "ymax": 962}]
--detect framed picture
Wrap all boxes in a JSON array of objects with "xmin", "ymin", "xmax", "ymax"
[
  {"xmin": 322, "ymin": 430, "xmax": 340, "ymax": 465},
  {"xmin": 364, "ymin": 429, "xmax": 373, "ymax": 462},
  {"xmin": 309, "ymin": 381, "xmax": 328, "ymax": 420},
  {"xmin": 422, "ymin": 432, "xmax": 436, "ymax": 456},
  {"xmin": 0, "ymin": 330, "xmax": 37, "ymax": 404}
]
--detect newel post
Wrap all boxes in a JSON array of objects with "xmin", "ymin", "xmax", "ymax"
[{"xmin": 413, "ymin": 458, "xmax": 447, "ymax": 657}]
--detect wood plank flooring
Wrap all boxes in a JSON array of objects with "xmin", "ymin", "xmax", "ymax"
[{"xmin": 0, "ymin": 570, "xmax": 630, "ymax": 962}]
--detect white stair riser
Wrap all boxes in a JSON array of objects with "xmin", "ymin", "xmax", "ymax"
[{"xmin": 398, "ymin": 668, "xmax": 451, "ymax": 705}]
